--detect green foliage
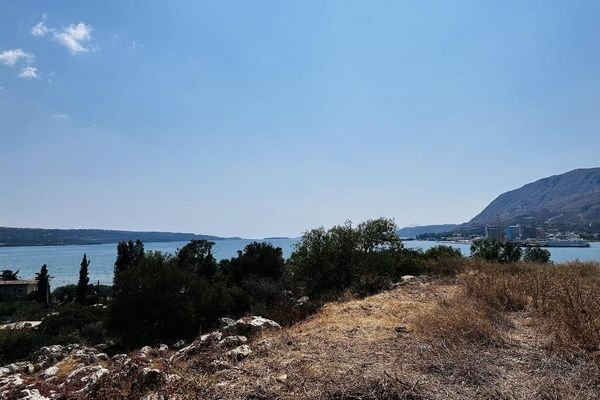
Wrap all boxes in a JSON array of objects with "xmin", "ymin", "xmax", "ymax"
[
  {"xmin": 38, "ymin": 303, "xmax": 107, "ymax": 344},
  {"xmin": 221, "ymin": 242, "xmax": 285, "ymax": 283},
  {"xmin": 1, "ymin": 269, "xmax": 19, "ymax": 280},
  {"xmin": 290, "ymin": 218, "xmax": 423, "ymax": 298},
  {"xmin": 0, "ymin": 300, "xmax": 49, "ymax": 323},
  {"xmin": 35, "ymin": 264, "xmax": 51, "ymax": 304},
  {"xmin": 113, "ymin": 240, "xmax": 145, "ymax": 298},
  {"xmin": 109, "ymin": 251, "xmax": 198, "ymax": 345},
  {"xmin": 523, "ymin": 247, "xmax": 551, "ymax": 263},
  {"xmin": 470, "ymin": 240, "xmax": 522, "ymax": 263},
  {"xmin": 76, "ymin": 254, "xmax": 90, "ymax": 304},
  {"xmin": 424, "ymin": 245, "xmax": 462, "ymax": 260},
  {"xmin": 0, "ymin": 330, "xmax": 48, "ymax": 364},
  {"xmin": 176, "ymin": 240, "xmax": 217, "ymax": 278}
]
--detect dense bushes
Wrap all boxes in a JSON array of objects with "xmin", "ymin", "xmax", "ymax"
[
  {"xmin": 470, "ymin": 240, "xmax": 522, "ymax": 263},
  {"xmin": 109, "ymin": 240, "xmax": 290, "ymax": 346},
  {"xmin": 290, "ymin": 218, "xmax": 427, "ymax": 298}
]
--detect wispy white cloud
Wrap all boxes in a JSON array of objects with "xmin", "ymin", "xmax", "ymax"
[
  {"xmin": 52, "ymin": 113, "xmax": 69, "ymax": 120},
  {"xmin": 18, "ymin": 66, "xmax": 39, "ymax": 80},
  {"xmin": 0, "ymin": 86, "xmax": 4, "ymax": 90},
  {"xmin": 54, "ymin": 22, "xmax": 93, "ymax": 54},
  {"xmin": 0, "ymin": 49, "xmax": 34, "ymax": 66},
  {"xmin": 32, "ymin": 21, "xmax": 51, "ymax": 37}
]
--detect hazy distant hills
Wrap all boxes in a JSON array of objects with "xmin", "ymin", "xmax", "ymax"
[
  {"xmin": 0, "ymin": 227, "xmax": 234, "ymax": 247},
  {"xmin": 399, "ymin": 167, "xmax": 600, "ymax": 237},
  {"xmin": 396, "ymin": 224, "xmax": 459, "ymax": 238},
  {"xmin": 469, "ymin": 168, "xmax": 600, "ymax": 229}
]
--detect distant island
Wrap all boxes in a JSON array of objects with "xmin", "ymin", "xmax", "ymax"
[{"xmin": 0, "ymin": 227, "xmax": 240, "ymax": 247}]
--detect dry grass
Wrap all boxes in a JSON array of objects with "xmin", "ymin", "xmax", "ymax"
[
  {"xmin": 164, "ymin": 269, "xmax": 600, "ymax": 399},
  {"xmin": 35, "ymin": 262, "xmax": 600, "ymax": 399},
  {"xmin": 460, "ymin": 261, "xmax": 600, "ymax": 352},
  {"xmin": 412, "ymin": 294, "xmax": 510, "ymax": 346}
]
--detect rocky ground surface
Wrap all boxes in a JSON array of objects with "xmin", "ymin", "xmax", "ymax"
[{"xmin": 1, "ymin": 276, "xmax": 598, "ymax": 399}]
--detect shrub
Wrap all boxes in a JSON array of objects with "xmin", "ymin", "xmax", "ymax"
[
  {"xmin": 0, "ymin": 330, "xmax": 48, "ymax": 364},
  {"xmin": 523, "ymin": 247, "xmax": 551, "ymax": 263}
]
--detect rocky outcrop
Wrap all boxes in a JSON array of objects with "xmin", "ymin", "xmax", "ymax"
[{"xmin": 0, "ymin": 316, "xmax": 281, "ymax": 399}]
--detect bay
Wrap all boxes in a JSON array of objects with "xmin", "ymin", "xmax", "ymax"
[{"xmin": 0, "ymin": 239, "xmax": 598, "ymax": 288}]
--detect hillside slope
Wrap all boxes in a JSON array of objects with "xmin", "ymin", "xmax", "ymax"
[
  {"xmin": 469, "ymin": 167, "xmax": 600, "ymax": 229},
  {"xmin": 3, "ymin": 277, "xmax": 597, "ymax": 400}
]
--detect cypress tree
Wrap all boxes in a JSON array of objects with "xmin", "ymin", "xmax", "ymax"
[
  {"xmin": 35, "ymin": 264, "xmax": 51, "ymax": 305},
  {"xmin": 76, "ymin": 254, "xmax": 90, "ymax": 304}
]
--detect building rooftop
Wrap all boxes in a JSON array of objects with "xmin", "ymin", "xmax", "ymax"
[{"xmin": 0, "ymin": 280, "xmax": 38, "ymax": 286}]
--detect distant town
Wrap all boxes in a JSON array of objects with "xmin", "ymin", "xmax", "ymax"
[{"xmin": 417, "ymin": 223, "xmax": 597, "ymax": 248}]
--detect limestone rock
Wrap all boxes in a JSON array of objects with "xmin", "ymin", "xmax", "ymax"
[
  {"xmin": 225, "ymin": 345, "xmax": 252, "ymax": 361},
  {"xmin": 221, "ymin": 316, "xmax": 281, "ymax": 337},
  {"xmin": 218, "ymin": 335, "xmax": 247, "ymax": 348}
]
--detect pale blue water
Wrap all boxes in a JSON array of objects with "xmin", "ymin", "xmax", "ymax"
[
  {"xmin": 0, "ymin": 239, "xmax": 598, "ymax": 288},
  {"xmin": 0, "ymin": 239, "xmax": 299, "ymax": 288}
]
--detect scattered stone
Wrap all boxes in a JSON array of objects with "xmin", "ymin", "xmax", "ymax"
[
  {"xmin": 209, "ymin": 360, "xmax": 231, "ymax": 370},
  {"xmin": 136, "ymin": 368, "xmax": 163, "ymax": 387},
  {"xmin": 0, "ymin": 367, "xmax": 9, "ymax": 377},
  {"xmin": 225, "ymin": 345, "xmax": 252, "ymax": 362},
  {"xmin": 171, "ymin": 331, "xmax": 222, "ymax": 361},
  {"xmin": 96, "ymin": 353, "xmax": 110, "ymax": 362},
  {"xmin": 139, "ymin": 346, "xmax": 153, "ymax": 357},
  {"xmin": 218, "ymin": 317, "xmax": 236, "ymax": 329},
  {"xmin": 35, "ymin": 345, "xmax": 67, "ymax": 366},
  {"xmin": 17, "ymin": 388, "xmax": 50, "ymax": 400},
  {"xmin": 296, "ymin": 296, "xmax": 309, "ymax": 306},
  {"xmin": 275, "ymin": 374, "xmax": 288, "ymax": 383},
  {"xmin": 111, "ymin": 354, "xmax": 129, "ymax": 365},
  {"xmin": 0, "ymin": 373, "xmax": 24, "ymax": 391},
  {"xmin": 158, "ymin": 344, "xmax": 169, "ymax": 353},
  {"xmin": 218, "ymin": 335, "xmax": 248, "ymax": 348},
  {"xmin": 41, "ymin": 366, "xmax": 59, "ymax": 379},
  {"xmin": 72, "ymin": 347, "xmax": 101, "ymax": 365},
  {"xmin": 172, "ymin": 340, "xmax": 186, "ymax": 349},
  {"xmin": 221, "ymin": 316, "xmax": 281, "ymax": 337}
]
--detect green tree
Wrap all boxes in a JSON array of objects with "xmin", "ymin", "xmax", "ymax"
[
  {"xmin": 223, "ymin": 242, "xmax": 285, "ymax": 283},
  {"xmin": 523, "ymin": 247, "xmax": 551, "ymax": 263},
  {"xmin": 109, "ymin": 251, "xmax": 198, "ymax": 345},
  {"xmin": 470, "ymin": 240, "xmax": 521, "ymax": 263},
  {"xmin": 76, "ymin": 254, "xmax": 90, "ymax": 304},
  {"xmin": 35, "ymin": 264, "xmax": 51, "ymax": 305},
  {"xmin": 1, "ymin": 270, "xmax": 19, "ymax": 281},
  {"xmin": 176, "ymin": 240, "xmax": 217, "ymax": 278},
  {"xmin": 290, "ymin": 218, "xmax": 417, "ymax": 298},
  {"xmin": 424, "ymin": 245, "xmax": 462, "ymax": 260},
  {"xmin": 113, "ymin": 240, "xmax": 145, "ymax": 297}
]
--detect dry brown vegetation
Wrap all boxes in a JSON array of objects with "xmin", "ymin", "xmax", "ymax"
[
  {"xmin": 131, "ymin": 261, "xmax": 595, "ymax": 399},
  {"xmin": 14, "ymin": 260, "xmax": 600, "ymax": 400}
]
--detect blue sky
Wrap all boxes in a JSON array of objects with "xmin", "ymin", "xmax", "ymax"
[{"xmin": 1, "ymin": 1, "xmax": 599, "ymax": 238}]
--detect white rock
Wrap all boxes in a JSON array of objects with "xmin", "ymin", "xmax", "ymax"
[
  {"xmin": 218, "ymin": 335, "xmax": 248, "ymax": 348},
  {"xmin": 139, "ymin": 346, "xmax": 153, "ymax": 356},
  {"xmin": 17, "ymin": 388, "xmax": 50, "ymax": 400},
  {"xmin": 158, "ymin": 344, "xmax": 169, "ymax": 353},
  {"xmin": 41, "ymin": 366, "xmax": 59, "ymax": 379},
  {"xmin": 225, "ymin": 345, "xmax": 252, "ymax": 361},
  {"xmin": 222, "ymin": 316, "xmax": 281, "ymax": 336}
]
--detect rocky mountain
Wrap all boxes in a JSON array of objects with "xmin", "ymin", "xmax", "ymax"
[{"xmin": 468, "ymin": 167, "xmax": 600, "ymax": 229}]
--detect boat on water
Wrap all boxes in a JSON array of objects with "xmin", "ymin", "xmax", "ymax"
[
  {"xmin": 543, "ymin": 239, "xmax": 590, "ymax": 248},
  {"xmin": 524, "ymin": 236, "xmax": 591, "ymax": 248}
]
